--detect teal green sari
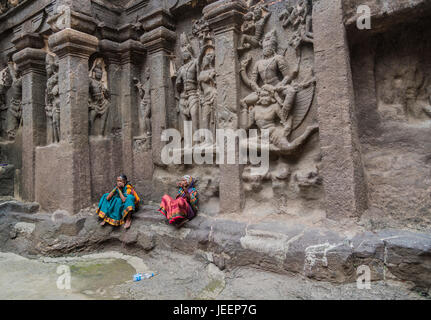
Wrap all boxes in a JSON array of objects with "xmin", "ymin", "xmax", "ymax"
[{"xmin": 97, "ymin": 185, "xmax": 138, "ymax": 226}]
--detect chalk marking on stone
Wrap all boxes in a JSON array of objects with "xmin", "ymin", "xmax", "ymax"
[
  {"xmin": 304, "ymin": 242, "xmax": 343, "ymax": 273},
  {"xmin": 13, "ymin": 222, "xmax": 35, "ymax": 236}
]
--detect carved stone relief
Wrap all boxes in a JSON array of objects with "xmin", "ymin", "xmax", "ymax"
[
  {"xmin": 89, "ymin": 58, "xmax": 110, "ymax": 136},
  {"xmin": 375, "ymin": 26, "xmax": 431, "ymax": 124},
  {"xmin": 237, "ymin": 0, "xmax": 321, "ymax": 209},
  {"xmin": 0, "ymin": 0, "xmax": 23, "ymax": 15},
  {"xmin": 279, "ymin": 0, "xmax": 313, "ymax": 49},
  {"xmin": 5, "ymin": 62, "xmax": 22, "ymax": 141},
  {"xmin": 239, "ymin": 28, "xmax": 317, "ymax": 155},
  {"xmin": 0, "ymin": 65, "xmax": 11, "ymax": 139},
  {"xmin": 198, "ymin": 45, "xmax": 216, "ymax": 140},
  {"xmin": 133, "ymin": 66, "xmax": 152, "ymax": 151},
  {"xmin": 238, "ymin": 4, "xmax": 271, "ymax": 56},
  {"xmin": 175, "ymin": 32, "xmax": 200, "ymax": 144},
  {"xmin": 45, "ymin": 54, "xmax": 60, "ymax": 144}
]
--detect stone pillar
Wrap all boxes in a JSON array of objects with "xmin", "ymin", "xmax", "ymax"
[
  {"xmin": 119, "ymin": 40, "xmax": 146, "ymax": 179},
  {"xmin": 141, "ymin": 10, "xmax": 176, "ymax": 169},
  {"xmin": 12, "ymin": 34, "xmax": 47, "ymax": 202},
  {"xmin": 204, "ymin": 0, "xmax": 247, "ymax": 213},
  {"xmin": 313, "ymin": 0, "xmax": 368, "ymax": 219},
  {"xmin": 38, "ymin": 28, "xmax": 98, "ymax": 213},
  {"xmin": 98, "ymin": 39, "xmax": 123, "ymax": 177}
]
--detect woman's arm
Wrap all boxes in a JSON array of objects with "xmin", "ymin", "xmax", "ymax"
[
  {"xmin": 106, "ymin": 187, "xmax": 117, "ymax": 201},
  {"xmin": 118, "ymin": 188, "xmax": 127, "ymax": 203}
]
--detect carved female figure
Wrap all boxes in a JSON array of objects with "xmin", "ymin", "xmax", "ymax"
[
  {"xmin": 6, "ymin": 63, "xmax": 21, "ymax": 140},
  {"xmin": 45, "ymin": 54, "xmax": 60, "ymax": 143},
  {"xmin": 133, "ymin": 67, "xmax": 151, "ymax": 138},
  {"xmin": 89, "ymin": 59, "xmax": 110, "ymax": 136},
  {"xmin": 0, "ymin": 65, "xmax": 10, "ymax": 138},
  {"xmin": 198, "ymin": 46, "xmax": 217, "ymax": 138}
]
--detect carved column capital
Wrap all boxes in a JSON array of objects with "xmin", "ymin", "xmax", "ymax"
[
  {"xmin": 13, "ymin": 48, "xmax": 47, "ymax": 76},
  {"xmin": 98, "ymin": 39, "xmax": 122, "ymax": 65},
  {"xmin": 141, "ymin": 26, "xmax": 176, "ymax": 54},
  {"xmin": 12, "ymin": 32, "xmax": 44, "ymax": 52},
  {"xmin": 48, "ymin": 28, "xmax": 99, "ymax": 59},
  {"xmin": 99, "ymin": 39, "xmax": 146, "ymax": 65},
  {"xmin": 47, "ymin": 6, "xmax": 97, "ymax": 35},
  {"xmin": 203, "ymin": 0, "xmax": 247, "ymax": 34},
  {"xmin": 118, "ymin": 39, "xmax": 146, "ymax": 65},
  {"xmin": 139, "ymin": 8, "xmax": 175, "ymax": 33},
  {"xmin": 11, "ymin": 32, "xmax": 46, "ymax": 75}
]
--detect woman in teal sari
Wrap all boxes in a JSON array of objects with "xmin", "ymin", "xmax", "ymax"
[{"xmin": 97, "ymin": 174, "xmax": 140, "ymax": 229}]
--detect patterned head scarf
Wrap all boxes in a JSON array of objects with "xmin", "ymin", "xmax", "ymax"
[{"xmin": 182, "ymin": 175, "xmax": 195, "ymax": 193}]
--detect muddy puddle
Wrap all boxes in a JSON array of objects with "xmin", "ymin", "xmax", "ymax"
[{"xmin": 0, "ymin": 251, "xmax": 152, "ymax": 300}]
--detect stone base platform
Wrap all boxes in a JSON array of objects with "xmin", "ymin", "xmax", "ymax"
[{"xmin": 0, "ymin": 201, "xmax": 430, "ymax": 293}]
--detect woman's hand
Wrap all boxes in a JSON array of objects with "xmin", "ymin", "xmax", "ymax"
[
  {"xmin": 106, "ymin": 187, "xmax": 117, "ymax": 201},
  {"xmin": 117, "ymin": 188, "xmax": 127, "ymax": 203},
  {"xmin": 184, "ymin": 191, "xmax": 191, "ymax": 201}
]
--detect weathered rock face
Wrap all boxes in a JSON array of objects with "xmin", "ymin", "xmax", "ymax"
[
  {"xmin": 0, "ymin": 164, "xmax": 14, "ymax": 196},
  {"xmin": 349, "ymin": 2, "xmax": 431, "ymax": 231},
  {"xmin": 0, "ymin": 0, "xmax": 430, "ymax": 292}
]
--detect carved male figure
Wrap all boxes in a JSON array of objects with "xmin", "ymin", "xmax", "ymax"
[
  {"xmin": 45, "ymin": 54, "xmax": 60, "ymax": 143},
  {"xmin": 238, "ymin": 6, "xmax": 272, "ymax": 54},
  {"xmin": 240, "ymin": 30, "xmax": 299, "ymax": 135},
  {"xmin": 175, "ymin": 33, "xmax": 200, "ymax": 140},
  {"xmin": 280, "ymin": 0, "xmax": 313, "ymax": 46},
  {"xmin": 192, "ymin": 18, "xmax": 212, "ymax": 48},
  {"xmin": 243, "ymin": 84, "xmax": 318, "ymax": 153},
  {"xmin": 89, "ymin": 60, "xmax": 110, "ymax": 136}
]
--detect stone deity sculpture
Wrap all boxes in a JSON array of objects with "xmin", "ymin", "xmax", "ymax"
[
  {"xmin": 198, "ymin": 46, "xmax": 217, "ymax": 138},
  {"xmin": 280, "ymin": 0, "xmax": 313, "ymax": 47},
  {"xmin": 45, "ymin": 54, "xmax": 60, "ymax": 143},
  {"xmin": 89, "ymin": 60, "xmax": 110, "ymax": 136},
  {"xmin": 133, "ymin": 67, "xmax": 152, "ymax": 138},
  {"xmin": 238, "ymin": 5, "xmax": 271, "ymax": 54},
  {"xmin": 239, "ymin": 30, "xmax": 318, "ymax": 154},
  {"xmin": 240, "ymin": 30, "xmax": 301, "ymax": 136},
  {"xmin": 0, "ymin": 66, "xmax": 10, "ymax": 138},
  {"xmin": 6, "ymin": 63, "xmax": 22, "ymax": 140},
  {"xmin": 175, "ymin": 33, "xmax": 200, "ymax": 142},
  {"xmin": 241, "ymin": 84, "xmax": 318, "ymax": 154}
]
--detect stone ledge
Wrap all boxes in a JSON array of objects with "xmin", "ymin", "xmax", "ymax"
[{"xmin": 0, "ymin": 205, "xmax": 430, "ymax": 290}]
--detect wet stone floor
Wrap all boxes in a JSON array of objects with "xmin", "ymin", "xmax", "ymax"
[{"xmin": 0, "ymin": 249, "xmax": 427, "ymax": 300}]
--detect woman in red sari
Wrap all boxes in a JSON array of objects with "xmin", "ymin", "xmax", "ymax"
[{"xmin": 158, "ymin": 175, "xmax": 198, "ymax": 228}]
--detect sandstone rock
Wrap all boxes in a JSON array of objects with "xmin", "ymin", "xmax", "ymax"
[{"xmin": 0, "ymin": 201, "xmax": 39, "ymax": 214}]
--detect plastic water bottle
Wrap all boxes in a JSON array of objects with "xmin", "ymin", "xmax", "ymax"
[
  {"xmin": 133, "ymin": 273, "xmax": 142, "ymax": 282},
  {"xmin": 133, "ymin": 272, "xmax": 155, "ymax": 281}
]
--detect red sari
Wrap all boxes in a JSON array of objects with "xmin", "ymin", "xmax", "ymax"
[
  {"xmin": 158, "ymin": 195, "xmax": 191, "ymax": 224},
  {"xmin": 158, "ymin": 185, "xmax": 198, "ymax": 224}
]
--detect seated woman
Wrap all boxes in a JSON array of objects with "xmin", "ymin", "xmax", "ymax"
[
  {"xmin": 97, "ymin": 174, "xmax": 140, "ymax": 229},
  {"xmin": 158, "ymin": 175, "xmax": 198, "ymax": 228}
]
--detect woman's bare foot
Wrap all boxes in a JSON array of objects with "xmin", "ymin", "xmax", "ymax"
[
  {"xmin": 100, "ymin": 220, "xmax": 106, "ymax": 226},
  {"xmin": 124, "ymin": 216, "xmax": 132, "ymax": 229}
]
